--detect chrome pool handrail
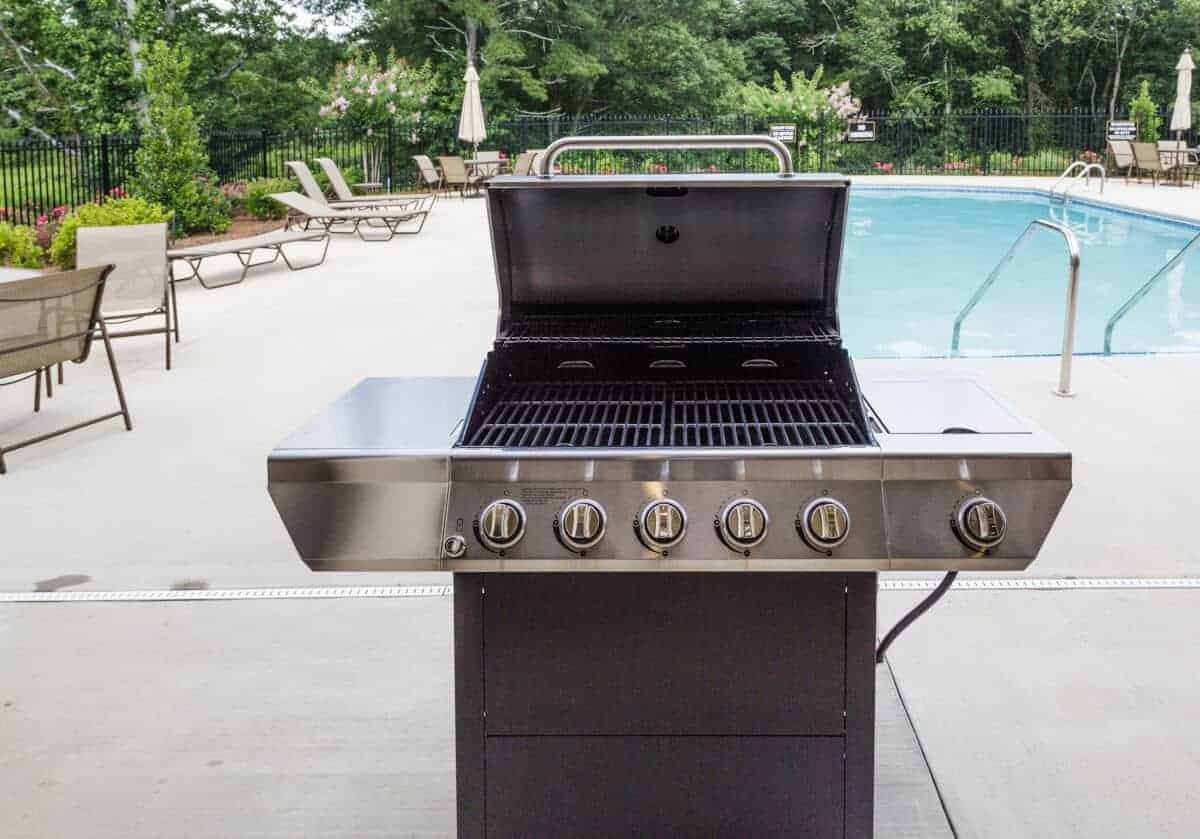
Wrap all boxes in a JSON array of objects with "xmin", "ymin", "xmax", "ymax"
[
  {"xmin": 1050, "ymin": 161, "xmax": 1106, "ymax": 201},
  {"xmin": 951, "ymin": 219, "xmax": 1082, "ymax": 397},
  {"xmin": 1103, "ymin": 230, "xmax": 1200, "ymax": 355},
  {"xmin": 536, "ymin": 135, "xmax": 795, "ymax": 176}
]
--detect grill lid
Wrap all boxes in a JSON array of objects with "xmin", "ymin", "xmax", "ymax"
[{"xmin": 485, "ymin": 136, "xmax": 851, "ymax": 346}]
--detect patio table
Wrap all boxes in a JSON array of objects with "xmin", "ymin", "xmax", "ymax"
[{"xmin": 1158, "ymin": 148, "xmax": 1199, "ymax": 187}]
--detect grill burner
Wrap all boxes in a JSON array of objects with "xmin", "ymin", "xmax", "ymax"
[{"xmin": 464, "ymin": 379, "xmax": 867, "ymax": 448}]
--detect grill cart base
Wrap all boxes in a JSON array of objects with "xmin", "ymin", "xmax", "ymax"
[{"xmin": 454, "ymin": 572, "xmax": 876, "ymax": 838}]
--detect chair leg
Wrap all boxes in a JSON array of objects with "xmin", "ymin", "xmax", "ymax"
[
  {"xmin": 34, "ymin": 368, "xmax": 42, "ymax": 413},
  {"xmin": 57, "ymin": 363, "xmax": 64, "ymax": 385},
  {"xmin": 170, "ymin": 273, "xmax": 182, "ymax": 342},
  {"xmin": 45, "ymin": 367, "xmax": 53, "ymax": 399},
  {"xmin": 99, "ymin": 321, "xmax": 133, "ymax": 431},
  {"xmin": 164, "ymin": 300, "xmax": 172, "ymax": 372}
]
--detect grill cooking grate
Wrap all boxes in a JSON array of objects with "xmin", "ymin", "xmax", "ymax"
[
  {"xmin": 499, "ymin": 313, "xmax": 838, "ymax": 345},
  {"xmin": 464, "ymin": 379, "xmax": 867, "ymax": 448}
]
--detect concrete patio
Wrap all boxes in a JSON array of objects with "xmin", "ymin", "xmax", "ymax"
[{"xmin": 3, "ymin": 182, "xmax": 1199, "ymax": 836}]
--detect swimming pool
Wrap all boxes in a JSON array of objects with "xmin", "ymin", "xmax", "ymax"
[{"xmin": 841, "ymin": 188, "xmax": 1200, "ymax": 357}]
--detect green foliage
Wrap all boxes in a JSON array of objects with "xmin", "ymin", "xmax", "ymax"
[
  {"xmin": 48, "ymin": 197, "xmax": 172, "ymax": 270},
  {"xmin": 313, "ymin": 49, "xmax": 433, "ymax": 127},
  {"xmin": 129, "ymin": 42, "xmax": 229, "ymax": 234},
  {"xmin": 242, "ymin": 178, "xmax": 295, "ymax": 219},
  {"xmin": 0, "ymin": 222, "xmax": 44, "ymax": 268},
  {"xmin": 1128, "ymin": 80, "xmax": 1163, "ymax": 142}
]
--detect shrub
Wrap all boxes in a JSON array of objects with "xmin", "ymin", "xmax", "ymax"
[
  {"xmin": 0, "ymin": 222, "xmax": 44, "ymax": 268},
  {"xmin": 242, "ymin": 177, "xmax": 295, "ymax": 219},
  {"xmin": 49, "ymin": 197, "xmax": 172, "ymax": 269},
  {"xmin": 1128, "ymin": 81, "xmax": 1162, "ymax": 142},
  {"xmin": 130, "ymin": 42, "xmax": 230, "ymax": 234}
]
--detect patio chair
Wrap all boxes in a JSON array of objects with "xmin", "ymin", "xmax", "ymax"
[
  {"xmin": 284, "ymin": 161, "xmax": 414, "ymax": 211},
  {"xmin": 1106, "ymin": 140, "xmax": 1136, "ymax": 181},
  {"xmin": 271, "ymin": 192, "xmax": 429, "ymax": 240},
  {"xmin": 315, "ymin": 157, "xmax": 433, "ymax": 212},
  {"xmin": 413, "ymin": 155, "xmax": 443, "ymax": 193},
  {"xmin": 77, "ymin": 222, "xmax": 177, "ymax": 370},
  {"xmin": 1131, "ymin": 142, "xmax": 1167, "ymax": 186},
  {"xmin": 0, "ymin": 266, "xmax": 132, "ymax": 474},
  {"xmin": 437, "ymin": 156, "xmax": 483, "ymax": 198},
  {"xmin": 1158, "ymin": 140, "xmax": 1199, "ymax": 186},
  {"xmin": 511, "ymin": 151, "xmax": 537, "ymax": 176},
  {"xmin": 474, "ymin": 150, "xmax": 504, "ymax": 178}
]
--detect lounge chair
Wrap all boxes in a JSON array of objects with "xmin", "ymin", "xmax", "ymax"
[
  {"xmin": 77, "ymin": 222, "xmax": 178, "ymax": 370},
  {"xmin": 511, "ymin": 151, "xmax": 537, "ymax": 176},
  {"xmin": 1158, "ymin": 140, "xmax": 1199, "ymax": 186},
  {"xmin": 315, "ymin": 157, "xmax": 435, "ymax": 212},
  {"xmin": 169, "ymin": 229, "xmax": 331, "ymax": 289},
  {"xmin": 285, "ymin": 161, "xmax": 419, "ymax": 212},
  {"xmin": 270, "ymin": 192, "xmax": 429, "ymax": 240},
  {"xmin": 437, "ymin": 156, "xmax": 483, "ymax": 198},
  {"xmin": 413, "ymin": 155, "xmax": 444, "ymax": 193},
  {"xmin": 1131, "ymin": 142, "xmax": 1167, "ymax": 186},
  {"xmin": 0, "ymin": 266, "xmax": 132, "ymax": 474},
  {"xmin": 1106, "ymin": 140, "xmax": 1135, "ymax": 181}
]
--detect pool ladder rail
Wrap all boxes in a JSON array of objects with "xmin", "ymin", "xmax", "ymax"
[
  {"xmin": 1050, "ymin": 161, "xmax": 1106, "ymax": 203},
  {"xmin": 1104, "ymin": 229, "xmax": 1200, "ymax": 354},
  {"xmin": 952, "ymin": 219, "xmax": 1082, "ymax": 397}
]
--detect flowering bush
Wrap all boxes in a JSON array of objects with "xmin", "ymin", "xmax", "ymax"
[
  {"xmin": 0, "ymin": 222, "xmax": 43, "ymax": 268},
  {"xmin": 33, "ymin": 205, "xmax": 70, "ymax": 250},
  {"xmin": 1078, "ymin": 149, "xmax": 1100, "ymax": 164},
  {"xmin": 49, "ymin": 197, "xmax": 172, "ymax": 269},
  {"xmin": 317, "ymin": 51, "xmax": 432, "ymax": 129}
]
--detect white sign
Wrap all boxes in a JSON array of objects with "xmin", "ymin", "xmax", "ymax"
[
  {"xmin": 847, "ymin": 120, "xmax": 876, "ymax": 142},
  {"xmin": 1107, "ymin": 120, "xmax": 1137, "ymax": 141},
  {"xmin": 769, "ymin": 123, "xmax": 797, "ymax": 142}
]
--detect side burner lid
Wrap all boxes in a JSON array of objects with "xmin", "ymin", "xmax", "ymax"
[{"xmin": 484, "ymin": 136, "xmax": 851, "ymax": 345}]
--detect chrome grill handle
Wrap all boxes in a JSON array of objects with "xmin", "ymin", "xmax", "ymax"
[{"xmin": 536, "ymin": 135, "xmax": 795, "ymax": 177}]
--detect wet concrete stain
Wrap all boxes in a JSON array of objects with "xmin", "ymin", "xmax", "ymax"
[
  {"xmin": 205, "ymin": 760, "xmax": 224, "ymax": 768},
  {"xmin": 170, "ymin": 579, "xmax": 210, "ymax": 590},
  {"xmin": 33, "ymin": 574, "xmax": 91, "ymax": 592}
]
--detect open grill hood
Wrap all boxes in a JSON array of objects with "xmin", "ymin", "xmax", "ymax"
[{"xmin": 485, "ymin": 173, "xmax": 852, "ymax": 345}]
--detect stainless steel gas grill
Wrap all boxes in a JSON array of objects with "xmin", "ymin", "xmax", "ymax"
[{"xmin": 267, "ymin": 137, "xmax": 1071, "ymax": 838}]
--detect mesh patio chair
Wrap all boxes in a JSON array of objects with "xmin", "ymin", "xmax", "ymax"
[
  {"xmin": 511, "ymin": 151, "xmax": 537, "ymax": 176},
  {"xmin": 77, "ymin": 222, "xmax": 177, "ymax": 370},
  {"xmin": 1158, "ymin": 140, "xmax": 1199, "ymax": 186},
  {"xmin": 437, "ymin": 156, "xmax": 483, "ymax": 198},
  {"xmin": 474, "ymin": 150, "xmax": 504, "ymax": 177},
  {"xmin": 0, "ymin": 266, "xmax": 132, "ymax": 474},
  {"xmin": 314, "ymin": 157, "xmax": 432, "ymax": 212},
  {"xmin": 1131, "ymin": 142, "xmax": 1168, "ymax": 186},
  {"xmin": 1106, "ymin": 140, "xmax": 1135, "ymax": 181},
  {"xmin": 413, "ymin": 155, "xmax": 444, "ymax": 193}
]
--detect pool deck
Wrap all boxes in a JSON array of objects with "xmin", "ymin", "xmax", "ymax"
[{"xmin": 3, "ymin": 185, "xmax": 1199, "ymax": 836}]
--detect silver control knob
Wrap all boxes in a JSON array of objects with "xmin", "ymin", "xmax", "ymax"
[
  {"xmin": 443, "ymin": 534, "xmax": 467, "ymax": 558},
  {"xmin": 557, "ymin": 499, "xmax": 607, "ymax": 551},
  {"xmin": 719, "ymin": 498, "xmax": 769, "ymax": 550},
  {"xmin": 799, "ymin": 497, "xmax": 851, "ymax": 551},
  {"xmin": 954, "ymin": 497, "xmax": 1007, "ymax": 552},
  {"xmin": 637, "ymin": 499, "xmax": 687, "ymax": 551},
  {"xmin": 477, "ymin": 499, "xmax": 526, "ymax": 552}
]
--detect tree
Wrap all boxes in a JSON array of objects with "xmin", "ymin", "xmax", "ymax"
[{"xmin": 130, "ymin": 41, "xmax": 229, "ymax": 232}]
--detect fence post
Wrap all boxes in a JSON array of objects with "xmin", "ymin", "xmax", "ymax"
[
  {"xmin": 386, "ymin": 119, "xmax": 396, "ymax": 190},
  {"xmin": 99, "ymin": 133, "xmax": 112, "ymax": 198},
  {"xmin": 520, "ymin": 116, "xmax": 529, "ymax": 152},
  {"xmin": 260, "ymin": 129, "xmax": 270, "ymax": 179}
]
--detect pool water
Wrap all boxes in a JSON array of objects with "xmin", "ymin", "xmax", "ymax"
[{"xmin": 840, "ymin": 189, "xmax": 1200, "ymax": 356}]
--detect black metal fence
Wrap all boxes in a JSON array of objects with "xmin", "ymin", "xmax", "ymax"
[{"xmin": 2, "ymin": 110, "xmax": 1194, "ymax": 227}]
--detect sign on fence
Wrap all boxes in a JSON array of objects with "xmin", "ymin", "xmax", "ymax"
[
  {"xmin": 1106, "ymin": 120, "xmax": 1137, "ymax": 141},
  {"xmin": 769, "ymin": 123, "xmax": 796, "ymax": 142},
  {"xmin": 847, "ymin": 120, "xmax": 876, "ymax": 142}
]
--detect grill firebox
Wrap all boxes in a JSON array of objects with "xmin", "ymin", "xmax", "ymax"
[{"xmin": 463, "ymin": 378, "xmax": 868, "ymax": 448}]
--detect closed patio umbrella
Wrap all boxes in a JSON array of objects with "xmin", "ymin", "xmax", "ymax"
[
  {"xmin": 458, "ymin": 63, "xmax": 486, "ymax": 158},
  {"xmin": 1171, "ymin": 47, "xmax": 1194, "ymax": 140}
]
